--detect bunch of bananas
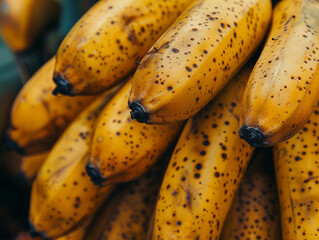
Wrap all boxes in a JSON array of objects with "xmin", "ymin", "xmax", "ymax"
[{"xmin": 2, "ymin": 0, "xmax": 319, "ymax": 239}]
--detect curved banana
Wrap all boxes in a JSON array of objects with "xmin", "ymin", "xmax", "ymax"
[
  {"xmin": 220, "ymin": 149, "xmax": 281, "ymax": 240},
  {"xmin": 53, "ymin": 0, "xmax": 194, "ymax": 96},
  {"xmin": 19, "ymin": 151, "xmax": 49, "ymax": 183},
  {"xmin": 239, "ymin": 0, "xmax": 319, "ymax": 147},
  {"xmin": 6, "ymin": 57, "xmax": 96, "ymax": 155},
  {"xmin": 86, "ymin": 79, "xmax": 183, "ymax": 186},
  {"xmin": 128, "ymin": 0, "xmax": 272, "ymax": 124},
  {"xmin": 29, "ymin": 88, "xmax": 119, "ymax": 239},
  {"xmin": 0, "ymin": 0, "xmax": 60, "ymax": 52},
  {"xmin": 273, "ymin": 107, "xmax": 319, "ymax": 239},
  {"xmin": 84, "ymin": 162, "xmax": 163, "ymax": 240},
  {"xmin": 152, "ymin": 63, "xmax": 255, "ymax": 240}
]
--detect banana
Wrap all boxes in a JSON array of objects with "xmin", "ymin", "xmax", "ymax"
[
  {"xmin": 29, "ymin": 88, "xmax": 120, "ymax": 239},
  {"xmin": 239, "ymin": 0, "xmax": 319, "ymax": 147},
  {"xmin": 19, "ymin": 151, "xmax": 49, "ymax": 183},
  {"xmin": 84, "ymin": 161, "xmax": 164, "ymax": 240},
  {"xmin": 128, "ymin": 0, "xmax": 272, "ymax": 124},
  {"xmin": 0, "ymin": 0, "xmax": 60, "ymax": 52},
  {"xmin": 152, "ymin": 62, "xmax": 254, "ymax": 240},
  {"xmin": 86, "ymin": 79, "xmax": 183, "ymax": 186},
  {"xmin": 220, "ymin": 149, "xmax": 281, "ymax": 240},
  {"xmin": 273, "ymin": 107, "xmax": 319, "ymax": 239},
  {"xmin": 6, "ymin": 57, "xmax": 96, "ymax": 155},
  {"xmin": 53, "ymin": 0, "xmax": 194, "ymax": 96}
]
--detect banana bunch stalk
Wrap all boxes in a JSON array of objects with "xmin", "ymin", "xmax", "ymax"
[
  {"xmin": 274, "ymin": 107, "xmax": 319, "ymax": 239},
  {"xmin": 221, "ymin": 149, "xmax": 281, "ymax": 240},
  {"xmin": 152, "ymin": 62, "xmax": 255, "ymax": 240},
  {"xmin": 53, "ymin": 0, "xmax": 194, "ymax": 95},
  {"xmin": 29, "ymin": 88, "xmax": 120, "ymax": 239},
  {"xmin": 6, "ymin": 57, "xmax": 96, "ymax": 155},
  {"xmin": 240, "ymin": 0, "xmax": 319, "ymax": 147},
  {"xmin": 86, "ymin": 79, "xmax": 183, "ymax": 186},
  {"xmin": 128, "ymin": 0, "xmax": 272, "ymax": 124}
]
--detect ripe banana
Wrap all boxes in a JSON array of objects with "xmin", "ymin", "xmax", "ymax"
[
  {"xmin": 0, "ymin": 0, "xmax": 60, "ymax": 52},
  {"xmin": 53, "ymin": 0, "xmax": 194, "ymax": 96},
  {"xmin": 128, "ymin": 0, "xmax": 272, "ymax": 124},
  {"xmin": 29, "ymin": 88, "xmax": 119, "ymax": 239},
  {"xmin": 274, "ymin": 107, "xmax": 319, "ymax": 239},
  {"xmin": 239, "ymin": 0, "xmax": 319, "ymax": 147},
  {"xmin": 84, "ymin": 162, "xmax": 164, "ymax": 240},
  {"xmin": 220, "ymin": 149, "xmax": 281, "ymax": 240},
  {"xmin": 152, "ymin": 62, "xmax": 255, "ymax": 240},
  {"xmin": 86, "ymin": 79, "xmax": 183, "ymax": 186},
  {"xmin": 6, "ymin": 57, "xmax": 96, "ymax": 155},
  {"xmin": 19, "ymin": 151, "xmax": 49, "ymax": 183}
]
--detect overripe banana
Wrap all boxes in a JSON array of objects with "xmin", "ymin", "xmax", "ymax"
[
  {"xmin": 6, "ymin": 57, "xmax": 96, "ymax": 154},
  {"xmin": 29, "ymin": 88, "xmax": 119, "ymax": 239},
  {"xmin": 274, "ymin": 107, "xmax": 319, "ymax": 239},
  {"xmin": 128, "ymin": 0, "xmax": 272, "ymax": 124},
  {"xmin": 220, "ymin": 149, "xmax": 281, "ymax": 240},
  {"xmin": 239, "ymin": 0, "xmax": 319, "ymax": 147},
  {"xmin": 0, "ymin": 0, "xmax": 60, "ymax": 52},
  {"xmin": 84, "ymin": 161, "xmax": 164, "ymax": 240},
  {"xmin": 86, "ymin": 79, "xmax": 183, "ymax": 186},
  {"xmin": 19, "ymin": 151, "xmax": 49, "ymax": 183},
  {"xmin": 53, "ymin": 0, "xmax": 194, "ymax": 95},
  {"xmin": 152, "ymin": 62, "xmax": 254, "ymax": 240}
]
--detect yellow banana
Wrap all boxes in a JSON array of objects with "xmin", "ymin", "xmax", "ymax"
[
  {"xmin": 152, "ymin": 62, "xmax": 254, "ymax": 240},
  {"xmin": 128, "ymin": 0, "xmax": 272, "ymax": 124},
  {"xmin": 220, "ymin": 149, "xmax": 281, "ymax": 240},
  {"xmin": 273, "ymin": 107, "xmax": 319, "ymax": 239},
  {"xmin": 29, "ymin": 88, "xmax": 120, "ymax": 239},
  {"xmin": 53, "ymin": 0, "xmax": 194, "ymax": 96},
  {"xmin": 19, "ymin": 151, "xmax": 49, "ymax": 183},
  {"xmin": 239, "ymin": 0, "xmax": 319, "ymax": 147},
  {"xmin": 6, "ymin": 57, "xmax": 96, "ymax": 155},
  {"xmin": 84, "ymin": 162, "xmax": 164, "ymax": 240},
  {"xmin": 0, "ymin": 0, "xmax": 60, "ymax": 52},
  {"xmin": 86, "ymin": 79, "xmax": 183, "ymax": 186}
]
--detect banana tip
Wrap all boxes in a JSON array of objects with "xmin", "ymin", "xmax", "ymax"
[
  {"xmin": 129, "ymin": 101, "xmax": 149, "ymax": 123},
  {"xmin": 52, "ymin": 74, "xmax": 73, "ymax": 96},
  {"xmin": 29, "ymin": 222, "xmax": 46, "ymax": 239},
  {"xmin": 2, "ymin": 134, "xmax": 25, "ymax": 154},
  {"xmin": 238, "ymin": 126, "xmax": 266, "ymax": 148},
  {"xmin": 85, "ymin": 162, "xmax": 104, "ymax": 186}
]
